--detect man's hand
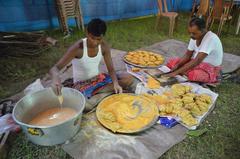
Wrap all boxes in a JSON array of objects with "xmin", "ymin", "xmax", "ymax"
[
  {"xmin": 163, "ymin": 71, "xmax": 177, "ymax": 78},
  {"xmin": 52, "ymin": 76, "xmax": 62, "ymax": 96},
  {"xmin": 171, "ymin": 64, "xmax": 179, "ymax": 72},
  {"xmin": 113, "ymin": 82, "xmax": 123, "ymax": 94}
]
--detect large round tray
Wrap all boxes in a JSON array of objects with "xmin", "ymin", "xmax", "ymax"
[{"xmin": 96, "ymin": 93, "xmax": 159, "ymax": 134}]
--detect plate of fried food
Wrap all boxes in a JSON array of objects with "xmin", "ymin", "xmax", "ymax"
[
  {"xmin": 138, "ymin": 83, "xmax": 218, "ymax": 130},
  {"xmin": 123, "ymin": 50, "xmax": 165, "ymax": 68},
  {"xmin": 96, "ymin": 93, "xmax": 159, "ymax": 133}
]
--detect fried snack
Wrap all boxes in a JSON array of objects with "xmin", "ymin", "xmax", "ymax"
[
  {"xmin": 96, "ymin": 94, "xmax": 159, "ymax": 133},
  {"xmin": 196, "ymin": 94, "xmax": 212, "ymax": 104},
  {"xmin": 184, "ymin": 93, "xmax": 197, "ymax": 98},
  {"xmin": 181, "ymin": 114, "xmax": 198, "ymax": 126},
  {"xmin": 147, "ymin": 76, "xmax": 161, "ymax": 89},
  {"xmin": 143, "ymin": 94, "xmax": 169, "ymax": 105},
  {"xmin": 171, "ymin": 84, "xmax": 192, "ymax": 97},
  {"xmin": 182, "ymin": 96, "xmax": 194, "ymax": 104},
  {"xmin": 191, "ymin": 105, "xmax": 203, "ymax": 116},
  {"xmin": 144, "ymin": 84, "xmax": 213, "ymax": 127},
  {"xmin": 124, "ymin": 50, "xmax": 164, "ymax": 67},
  {"xmin": 184, "ymin": 102, "xmax": 197, "ymax": 110},
  {"xmin": 131, "ymin": 67, "xmax": 141, "ymax": 72}
]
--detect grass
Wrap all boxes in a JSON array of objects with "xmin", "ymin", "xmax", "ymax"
[{"xmin": 2, "ymin": 13, "xmax": 240, "ymax": 159}]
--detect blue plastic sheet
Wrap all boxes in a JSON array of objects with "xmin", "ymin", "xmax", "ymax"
[{"xmin": 0, "ymin": 0, "xmax": 193, "ymax": 31}]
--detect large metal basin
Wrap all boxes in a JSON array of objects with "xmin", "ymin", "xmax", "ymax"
[{"xmin": 13, "ymin": 87, "xmax": 85, "ymax": 146}]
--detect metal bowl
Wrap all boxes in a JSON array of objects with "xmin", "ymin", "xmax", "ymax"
[{"xmin": 13, "ymin": 87, "xmax": 85, "ymax": 146}]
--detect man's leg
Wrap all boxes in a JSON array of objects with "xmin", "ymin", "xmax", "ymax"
[
  {"xmin": 116, "ymin": 71, "xmax": 139, "ymax": 92},
  {"xmin": 97, "ymin": 71, "xmax": 139, "ymax": 92},
  {"xmin": 84, "ymin": 71, "xmax": 139, "ymax": 112},
  {"xmin": 187, "ymin": 69, "xmax": 210, "ymax": 83}
]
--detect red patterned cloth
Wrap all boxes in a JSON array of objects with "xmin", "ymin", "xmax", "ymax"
[
  {"xmin": 167, "ymin": 58, "xmax": 222, "ymax": 83},
  {"xmin": 63, "ymin": 73, "xmax": 112, "ymax": 98}
]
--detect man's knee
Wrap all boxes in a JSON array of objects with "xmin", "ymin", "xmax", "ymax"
[
  {"xmin": 117, "ymin": 71, "xmax": 133, "ymax": 85},
  {"xmin": 117, "ymin": 71, "xmax": 139, "ymax": 91}
]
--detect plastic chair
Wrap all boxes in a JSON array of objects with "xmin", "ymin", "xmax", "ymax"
[
  {"xmin": 191, "ymin": 0, "xmax": 210, "ymax": 17},
  {"xmin": 208, "ymin": 0, "xmax": 234, "ymax": 36},
  {"xmin": 55, "ymin": 0, "xmax": 84, "ymax": 34},
  {"xmin": 155, "ymin": 0, "xmax": 178, "ymax": 37}
]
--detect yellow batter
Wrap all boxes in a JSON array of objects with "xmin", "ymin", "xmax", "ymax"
[{"xmin": 96, "ymin": 94, "xmax": 159, "ymax": 133}]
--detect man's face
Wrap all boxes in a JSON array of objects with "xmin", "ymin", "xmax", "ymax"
[
  {"xmin": 87, "ymin": 32, "xmax": 103, "ymax": 47},
  {"xmin": 188, "ymin": 25, "xmax": 203, "ymax": 40}
]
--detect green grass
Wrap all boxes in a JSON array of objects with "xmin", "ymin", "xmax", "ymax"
[{"xmin": 3, "ymin": 13, "xmax": 240, "ymax": 159}]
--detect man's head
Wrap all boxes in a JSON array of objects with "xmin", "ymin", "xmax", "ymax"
[
  {"xmin": 188, "ymin": 17, "xmax": 207, "ymax": 40},
  {"xmin": 87, "ymin": 18, "xmax": 107, "ymax": 47}
]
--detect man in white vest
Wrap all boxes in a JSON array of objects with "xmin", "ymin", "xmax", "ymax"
[
  {"xmin": 165, "ymin": 17, "xmax": 223, "ymax": 83},
  {"xmin": 49, "ymin": 19, "xmax": 135, "ymax": 110}
]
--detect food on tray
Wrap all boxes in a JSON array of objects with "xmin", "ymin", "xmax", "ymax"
[
  {"xmin": 96, "ymin": 94, "xmax": 159, "ymax": 133},
  {"xmin": 147, "ymin": 76, "xmax": 161, "ymax": 89},
  {"xmin": 124, "ymin": 50, "xmax": 164, "ymax": 67},
  {"xmin": 131, "ymin": 67, "xmax": 141, "ymax": 72},
  {"xmin": 171, "ymin": 84, "xmax": 192, "ymax": 96},
  {"xmin": 143, "ymin": 94, "xmax": 169, "ymax": 105},
  {"xmin": 144, "ymin": 84, "xmax": 213, "ymax": 127}
]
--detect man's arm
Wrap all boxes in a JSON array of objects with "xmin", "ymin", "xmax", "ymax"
[
  {"xmin": 171, "ymin": 50, "xmax": 193, "ymax": 71},
  {"xmin": 101, "ymin": 41, "xmax": 122, "ymax": 93},
  {"xmin": 49, "ymin": 40, "xmax": 82, "ymax": 94},
  {"xmin": 171, "ymin": 38, "xmax": 195, "ymax": 71},
  {"xmin": 166, "ymin": 52, "xmax": 207, "ymax": 77}
]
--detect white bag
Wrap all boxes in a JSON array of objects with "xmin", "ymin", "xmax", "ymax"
[{"xmin": 24, "ymin": 79, "xmax": 45, "ymax": 95}]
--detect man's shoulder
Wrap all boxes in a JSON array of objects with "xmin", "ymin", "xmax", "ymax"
[
  {"xmin": 70, "ymin": 39, "xmax": 84, "ymax": 58},
  {"xmin": 101, "ymin": 40, "xmax": 110, "ymax": 47},
  {"xmin": 101, "ymin": 40, "xmax": 111, "ymax": 51},
  {"xmin": 206, "ymin": 31, "xmax": 221, "ymax": 41},
  {"xmin": 76, "ymin": 39, "xmax": 84, "ymax": 50}
]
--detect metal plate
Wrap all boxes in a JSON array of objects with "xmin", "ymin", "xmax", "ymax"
[{"xmin": 96, "ymin": 93, "xmax": 159, "ymax": 134}]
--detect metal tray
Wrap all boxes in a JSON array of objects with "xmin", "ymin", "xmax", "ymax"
[{"xmin": 96, "ymin": 93, "xmax": 159, "ymax": 134}]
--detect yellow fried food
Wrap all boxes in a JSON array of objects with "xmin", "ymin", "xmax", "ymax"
[
  {"xmin": 191, "ymin": 105, "xmax": 203, "ymax": 116},
  {"xmin": 184, "ymin": 93, "xmax": 197, "ymax": 98},
  {"xmin": 124, "ymin": 50, "xmax": 164, "ymax": 67},
  {"xmin": 181, "ymin": 114, "xmax": 198, "ymax": 126},
  {"xmin": 195, "ymin": 100, "xmax": 209, "ymax": 112},
  {"xmin": 143, "ymin": 84, "xmax": 212, "ymax": 127},
  {"xmin": 144, "ymin": 94, "xmax": 169, "ymax": 105},
  {"xmin": 96, "ymin": 94, "xmax": 159, "ymax": 133},
  {"xmin": 175, "ymin": 108, "xmax": 198, "ymax": 126},
  {"xmin": 131, "ymin": 67, "xmax": 141, "ymax": 72},
  {"xmin": 182, "ymin": 96, "xmax": 194, "ymax": 104},
  {"xmin": 184, "ymin": 102, "xmax": 197, "ymax": 110},
  {"xmin": 171, "ymin": 84, "xmax": 192, "ymax": 97},
  {"xmin": 196, "ymin": 94, "xmax": 212, "ymax": 104},
  {"xmin": 147, "ymin": 76, "xmax": 161, "ymax": 89}
]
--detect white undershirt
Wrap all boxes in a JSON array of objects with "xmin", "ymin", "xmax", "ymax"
[{"xmin": 71, "ymin": 38, "xmax": 102, "ymax": 83}]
